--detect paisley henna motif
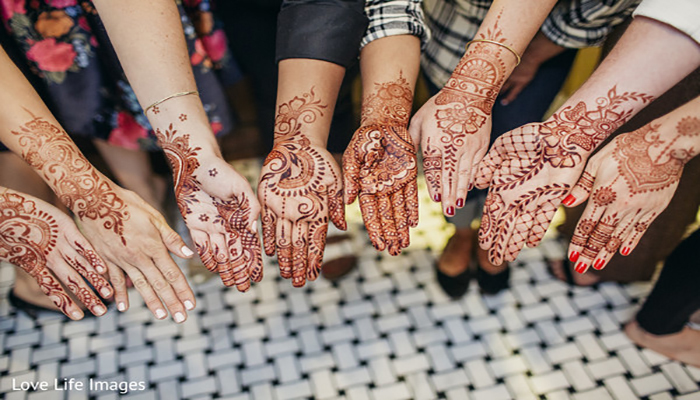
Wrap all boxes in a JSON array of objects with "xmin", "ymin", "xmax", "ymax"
[
  {"xmin": 12, "ymin": 117, "xmax": 130, "ymax": 245},
  {"xmin": 155, "ymin": 124, "xmax": 202, "ymax": 216}
]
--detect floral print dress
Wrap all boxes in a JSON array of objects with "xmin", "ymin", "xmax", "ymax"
[{"xmin": 0, "ymin": 0, "xmax": 238, "ymax": 151}]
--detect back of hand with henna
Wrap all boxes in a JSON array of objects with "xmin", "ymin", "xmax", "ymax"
[
  {"xmin": 564, "ymin": 114, "xmax": 700, "ymax": 273},
  {"xmin": 476, "ymin": 87, "xmax": 653, "ymax": 265},
  {"xmin": 258, "ymin": 89, "xmax": 346, "ymax": 287},
  {"xmin": 343, "ymin": 74, "xmax": 418, "ymax": 255},
  {"xmin": 0, "ymin": 188, "xmax": 113, "ymax": 320}
]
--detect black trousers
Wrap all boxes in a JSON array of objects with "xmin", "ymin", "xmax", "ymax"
[{"xmin": 636, "ymin": 228, "xmax": 700, "ymax": 335}]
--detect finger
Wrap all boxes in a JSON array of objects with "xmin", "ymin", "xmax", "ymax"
[
  {"xmin": 307, "ymin": 220, "xmax": 327, "ymax": 282},
  {"xmin": 359, "ymin": 193, "xmax": 385, "ymax": 251},
  {"xmin": 61, "ymin": 268, "xmax": 107, "ymax": 317},
  {"xmin": 475, "ymin": 147, "xmax": 501, "ymax": 189},
  {"xmin": 152, "ymin": 248, "xmax": 196, "ymax": 312},
  {"xmin": 276, "ymin": 218, "xmax": 294, "ymax": 279},
  {"xmin": 455, "ymin": 154, "xmax": 475, "ymax": 209},
  {"xmin": 291, "ymin": 222, "xmax": 309, "ymax": 287},
  {"xmin": 262, "ymin": 206, "xmax": 277, "ymax": 256},
  {"xmin": 525, "ymin": 201, "xmax": 558, "ymax": 249},
  {"xmin": 391, "ymin": 190, "xmax": 410, "ymax": 250},
  {"xmin": 377, "ymin": 195, "xmax": 400, "ymax": 256},
  {"xmin": 219, "ymin": 230, "xmax": 243, "ymax": 288},
  {"xmin": 501, "ymin": 83, "xmax": 525, "ymax": 105},
  {"xmin": 63, "ymin": 251, "xmax": 113, "ymax": 299},
  {"xmin": 123, "ymin": 266, "xmax": 168, "ymax": 320},
  {"xmin": 478, "ymin": 191, "xmax": 503, "ymax": 251},
  {"xmin": 405, "ymin": 179, "xmax": 419, "ymax": 228},
  {"xmin": 440, "ymin": 155, "xmax": 459, "ymax": 217},
  {"xmin": 32, "ymin": 268, "xmax": 83, "ymax": 320},
  {"xmin": 342, "ymin": 150, "xmax": 361, "ymax": 205},
  {"xmin": 240, "ymin": 186, "xmax": 262, "ymax": 234},
  {"xmin": 329, "ymin": 186, "xmax": 347, "ymax": 231},
  {"xmin": 590, "ymin": 215, "xmax": 631, "ymax": 271},
  {"xmin": 106, "ymin": 261, "xmax": 129, "ymax": 312},
  {"xmin": 73, "ymin": 240, "xmax": 108, "ymax": 274},
  {"xmin": 241, "ymin": 220, "xmax": 264, "ymax": 284},
  {"xmin": 575, "ymin": 212, "xmax": 620, "ymax": 274},
  {"xmin": 621, "ymin": 211, "xmax": 658, "ymax": 258},
  {"xmin": 192, "ymin": 230, "xmax": 217, "ymax": 272},
  {"xmin": 210, "ymin": 233, "xmax": 230, "ymax": 282},
  {"xmin": 133, "ymin": 258, "xmax": 188, "ymax": 324},
  {"xmin": 152, "ymin": 214, "xmax": 194, "ymax": 259},
  {"xmin": 563, "ymin": 170, "xmax": 597, "ymax": 208},
  {"xmin": 422, "ymin": 144, "xmax": 443, "ymax": 203},
  {"xmin": 503, "ymin": 212, "xmax": 536, "ymax": 263}
]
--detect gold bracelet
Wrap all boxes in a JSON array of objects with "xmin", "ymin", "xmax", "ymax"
[
  {"xmin": 144, "ymin": 90, "xmax": 199, "ymax": 114},
  {"xmin": 465, "ymin": 39, "xmax": 521, "ymax": 66}
]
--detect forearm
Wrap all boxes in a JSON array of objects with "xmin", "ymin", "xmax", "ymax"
[
  {"xmin": 274, "ymin": 59, "xmax": 345, "ymax": 147},
  {"xmin": 91, "ymin": 0, "xmax": 219, "ymax": 155},
  {"xmin": 359, "ymin": 35, "xmax": 420, "ymax": 127},
  {"xmin": 522, "ymin": 30, "xmax": 567, "ymax": 66}
]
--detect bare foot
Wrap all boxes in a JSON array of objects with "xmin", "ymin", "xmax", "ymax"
[
  {"xmin": 438, "ymin": 228, "xmax": 473, "ymax": 277},
  {"xmin": 625, "ymin": 320, "xmax": 700, "ymax": 368},
  {"xmin": 476, "ymin": 246, "xmax": 508, "ymax": 274},
  {"xmin": 548, "ymin": 259, "xmax": 600, "ymax": 286}
]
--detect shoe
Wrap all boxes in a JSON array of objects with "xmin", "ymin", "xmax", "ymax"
[
  {"xmin": 320, "ymin": 225, "xmax": 358, "ymax": 281},
  {"xmin": 475, "ymin": 246, "xmax": 509, "ymax": 295},
  {"xmin": 435, "ymin": 262, "xmax": 471, "ymax": 299}
]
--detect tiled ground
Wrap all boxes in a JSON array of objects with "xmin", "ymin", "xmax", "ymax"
[{"xmin": 0, "ymin": 161, "xmax": 699, "ymax": 400}]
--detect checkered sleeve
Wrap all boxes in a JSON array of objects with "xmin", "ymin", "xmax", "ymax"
[
  {"xmin": 541, "ymin": 0, "xmax": 642, "ymax": 49},
  {"xmin": 361, "ymin": 0, "xmax": 430, "ymax": 49}
]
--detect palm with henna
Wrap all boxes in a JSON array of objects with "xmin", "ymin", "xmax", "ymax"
[{"xmin": 0, "ymin": 188, "xmax": 113, "ymax": 320}]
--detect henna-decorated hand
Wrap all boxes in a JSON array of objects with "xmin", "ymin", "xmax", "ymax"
[
  {"xmin": 409, "ymin": 40, "xmax": 506, "ymax": 216},
  {"xmin": 563, "ymin": 118, "xmax": 699, "ymax": 273},
  {"xmin": 343, "ymin": 125, "xmax": 418, "ymax": 255},
  {"xmin": 259, "ymin": 136, "xmax": 346, "ymax": 287},
  {"xmin": 156, "ymin": 124, "xmax": 262, "ymax": 292},
  {"xmin": 475, "ymin": 88, "xmax": 653, "ymax": 265},
  {"xmin": 12, "ymin": 116, "xmax": 197, "ymax": 323},
  {"xmin": 0, "ymin": 189, "xmax": 113, "ymax": 320}
]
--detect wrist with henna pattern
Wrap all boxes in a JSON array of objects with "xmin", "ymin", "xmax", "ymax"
[{"xmin": 11, "ymin": 114, "xmax": 130, "ymax": 245}]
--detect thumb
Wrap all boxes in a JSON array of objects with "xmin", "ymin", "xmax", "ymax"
[
  {"xmin": 408, "ymin": 110, "xmax": 423, "ymax": 147},
  {"xmin": 154, "ymin": 216, "xmax": 194, "ymax": 258}
]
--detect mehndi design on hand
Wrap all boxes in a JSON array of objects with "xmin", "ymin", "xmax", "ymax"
[
  {"xmin": 0, "ymin": 190, "xmax": 113, "ymax": 319},
  {"xmin": 565, "ymin": 117, "xmax": 699, "ymax": 272},
  {"xmin": 476, "ymin": 87, "xmax": 653, "ymax": 265},
  {"xmin": 259, "ymin": 89, "xmax": 346, "ymax": 287},
  {"xmin": 343, "ymin": 75, "xmax": 418, "ymax": 255}
]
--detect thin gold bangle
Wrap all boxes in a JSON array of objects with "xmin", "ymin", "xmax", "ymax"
[
  {"xmin": 144, "ymin": 90, "xmax": 199, "ymax": 115},
  {"xmin": 0, "ymin": 187, "xmax": 9, "ymax": 197},
  {"xmin": 465, "ymin": 39, "xmax": 521, "ymax": 66}
]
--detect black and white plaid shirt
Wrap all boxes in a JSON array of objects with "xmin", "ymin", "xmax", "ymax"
[
  {"xmin": 422, "ymin": 0, "xmax": 641, "ymax": 87},
  {"xmin": 363, "ymin": 0, "xmax": 431, "ymax": 48}
]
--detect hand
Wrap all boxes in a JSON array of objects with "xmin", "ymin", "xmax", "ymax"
[
  {"xmin": 0, "ymin": 189, "xmax": 113, "ymax": 320},
  {"xmin": 499, "ymin": 58, "xmax": 539, "ymax": 106},
  {"xmin": 259, "ymin": 136, "xmax": 346, "ymax": 287},
  {"xmin": 156, "ymin": 125, "xmax": 262, "ymax": 292},
  {"xmin": 564, "ymin": 118, "xmax": 697, "ymax": 273},
  {"xmin": 409, "ymin": 40, "xmax": 507, "ymax": 216},
  {"xmin": 475, "ymin": 87, "xmax": 653, "ymax": 265},
  {"xmin": 343, "ymin": 125, "xmax": 418, "ymax": 255}
]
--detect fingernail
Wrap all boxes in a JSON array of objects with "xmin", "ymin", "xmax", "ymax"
[
  {"xmin": 93, "ymin": 305, "xmax": 106, "ymax": 316},
  {"xmin": 621, "ymin": 247, "xmax": 631, "ymax": 256},
  {"xmin": 569, "ymin": 251, "xmax": 579, "ymax": 262},
  {"xmin": 468, "ymin": 182, "xmax": 474, "ymax": 191},
  {"xmin": 575, "ymin": 262, "xmax": 587, "ymax": 274},
  {"xmin": 593, "ymin": 259, "xmax": 606, "ymax": 270},
  {"xmin": 174, "ymin": 312, "xmax": 185, "ymax": 323},
  {"xmin": 155, "ymin": 309, "xmax": 167, "ymax": 319},
  {"xmin": 456, "ymin": 198, "xmax": 464, "ymax": 208},
  {"xmin": 96, "ymin": 266, "xmax": 106, "ymax": 274},
  {"xmin": 182, "ymin": 246, "xmax": 194, "ymax": 257},
  {"xmin": 500, "ymin": 99, "xmax": 509, "ymax": 106},
  {"xmin": 562, "ymin": 195, "xmax": 576, "ymax": 206},
  {"xmin": 117, "ymin": 302, "xmax": 126, "ymax": 312},
  {"xmin": 184, "ymin": 300, "xmax": 195, "ymax": 310},
  {"xmin": 446, "ymin": 206, "xmax": 454, "ymax": 216},
  {"xmin": 252, "ymin": 221, "xmax": 258, "ymax": 231},
  {"xmin": 71, "ymin": 311, "xmax": 83, "ymax": 320},
  {"xmin": 433, "ymin": 194, "xmax": 441, "ymax": 202}
]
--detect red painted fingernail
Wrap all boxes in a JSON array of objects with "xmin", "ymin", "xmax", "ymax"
[
  {"xmin": 562, "ymin": 195, "xmax": 576, "ymax": 206},
  {"xmin": 593, "ymin": 259, "xmax": 605, "ymax": 270},
  {"xmin": 569, "ymin": 251, "xmax": 579, "ymax": 262},
  {"xmin": 575, "ymin": 262, "xmax": 587, "ymax": 274},
  {"xmin": 434, "ymin": 194, "xmax": 441, "ymax": 202},
  {"xmin": 468, "ymin": 182, "xmax": 474, "ymax": 191},
  {"xmin": 621, "ymin": 247, "xmax": 631, "ymax": 256},
  {"xmin": 456, "ymin": 198, "xmax": 464, "ymax": 208},
  {"xmin": 446, "ymin": 206, "xmax": 455, "ymax": 216}
]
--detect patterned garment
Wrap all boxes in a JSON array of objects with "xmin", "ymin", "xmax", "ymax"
[
  {"xmin": 421, "ymin": 0, "xmax": 641, "ymax": 88},
  {"xmin": 0, "ymin": 0, "xmax": 238, "ymax": 151},
  {"xmin": 362, "ymin": 0, "xmax": 430, "ymax": 49}
]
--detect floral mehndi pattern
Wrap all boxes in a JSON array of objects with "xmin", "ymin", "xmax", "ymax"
[
  {"xmin": 259, "ymin": 89, "xmax": 346, "ymax": 287},
  {"xmin": 343, "ymin": 75, "xmax": 418, "ymax": 255}
]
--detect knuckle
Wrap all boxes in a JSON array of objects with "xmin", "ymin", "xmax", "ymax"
[
  {"xmin": 132, "ymin": 279, "xmax": 150, "ymax": 289},
  {"xmin": 163, "ymin": 269, "xmax": 181, "ymax": 283},
  {"xmin": 151, "ymin": 279, "xmax": 168, "ymax": 291}
]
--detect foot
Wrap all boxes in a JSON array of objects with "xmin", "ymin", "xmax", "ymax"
[
  {"xmin": 437, "ymin": 228, "xmax": 473, "ymax": 277},
  {"xmin": 549, "ymin": 259, "xmax": 600, "ymax": 286},
  {"xmin": 625, "ymin": 320, "xmax": 700, "ymax": 368}
]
